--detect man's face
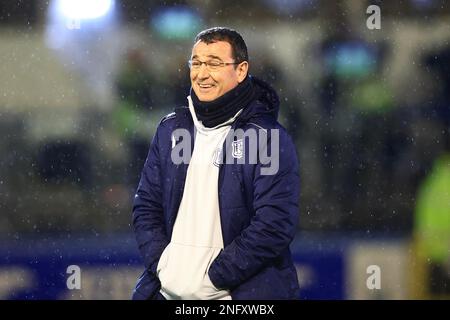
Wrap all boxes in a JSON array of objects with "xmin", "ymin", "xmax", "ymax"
[{"xmin": 190, "ymin": 40, "xmax": 248, "ymax": 102}]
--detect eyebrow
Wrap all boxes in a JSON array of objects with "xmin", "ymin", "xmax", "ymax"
[{"xmin": 191, "ymin": 54, "xmax": 224, "ymax": 61}]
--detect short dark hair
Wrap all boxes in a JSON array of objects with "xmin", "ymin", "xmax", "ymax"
[{"xmin": 194, "ymin": 27, "xmax": 248, "ymax": 64}]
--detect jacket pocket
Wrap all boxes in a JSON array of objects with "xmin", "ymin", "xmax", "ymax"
[{"xmin": 230, "ymin": 266, "xmax": 296, "ymax": 300}]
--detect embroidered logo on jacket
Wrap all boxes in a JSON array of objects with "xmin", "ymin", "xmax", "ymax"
[{"xmin": 232, "ymin": 139, "xmax": 244, "ymax": 159}]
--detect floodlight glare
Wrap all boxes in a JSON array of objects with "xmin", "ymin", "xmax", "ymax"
[{"xmin": 57, "ymin": 0, "xmax": 113, "ymax": 20}]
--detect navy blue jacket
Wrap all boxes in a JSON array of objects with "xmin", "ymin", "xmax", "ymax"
[{"xmin": 132, "ymin": 78, "xmax": 300, "ymax": 300}]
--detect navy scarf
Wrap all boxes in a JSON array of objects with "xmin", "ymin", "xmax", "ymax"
[{"xmin": 190, "ymin": 76, "xmax": 256, "ymax": 128}]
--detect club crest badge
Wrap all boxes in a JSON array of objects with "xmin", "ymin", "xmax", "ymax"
[{"xmin": 232, "ymin": 139, "xmax": 244, "ymax": 159}]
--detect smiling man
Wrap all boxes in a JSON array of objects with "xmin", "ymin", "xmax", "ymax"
[
  {"xmin": 132, "ymin": 27, "xmax": 300, "ymax": 300},
  {"xmin": 190, "ymin": 40, "xmax": 246, "ymax": 102}
]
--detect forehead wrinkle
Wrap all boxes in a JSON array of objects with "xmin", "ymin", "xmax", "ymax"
[{"xmin": 192, "ymin": 41, "xmax": 232, "ymax": 59}]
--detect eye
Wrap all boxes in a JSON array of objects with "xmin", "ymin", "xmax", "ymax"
[
  {"xmin": 208, "ymin": 61, "xmax": 222, "ymax": 68},
  {"xmin": 191, "ymin": 60, "xmax": 202, "ymax": 68}
]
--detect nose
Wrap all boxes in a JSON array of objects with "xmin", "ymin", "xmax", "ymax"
[{"xmin": 196, "ymin": 63, "xmax": 210, "ymax": 79}]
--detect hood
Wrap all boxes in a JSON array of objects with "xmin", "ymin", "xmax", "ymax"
[{"xmin": 237, "ymin": 75, "xmax": 280, "ymax": 122}]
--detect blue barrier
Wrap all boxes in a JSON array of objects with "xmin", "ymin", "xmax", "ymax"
[{"xmin": 1, "ymin": 233, "xmax": 387, "ymax": 300}]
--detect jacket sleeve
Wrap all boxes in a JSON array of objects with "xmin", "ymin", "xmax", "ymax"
[
  {"xmin": 208, "ymin": 129, "xmax": 300, "ymax": 290},
  {"xmin": 132, "ymin": 125, "xmax": 169, "ymax": 278}
]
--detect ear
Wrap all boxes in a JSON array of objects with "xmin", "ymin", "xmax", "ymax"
[{"xmin": 236, "ymin": 61, "xmax": 249, "ymax": 83}]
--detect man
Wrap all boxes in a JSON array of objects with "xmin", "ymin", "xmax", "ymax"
[{"xmin": 132, "ymin": 27, "xmax": 300, "ymax": 300}]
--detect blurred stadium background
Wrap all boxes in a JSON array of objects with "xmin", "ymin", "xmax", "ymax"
[{"xmin": 0, "ymin": 0, "xmax": 449, "ymax": 299}]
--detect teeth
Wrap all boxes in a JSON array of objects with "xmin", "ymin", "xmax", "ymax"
[{"xmin": 199, "ymin": 84, "xmax": 213, "ymax": 88}]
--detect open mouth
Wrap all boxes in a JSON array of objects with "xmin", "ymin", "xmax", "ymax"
[{"xmin": 197, "ymin": 83, "xmax": 215, "ymax": 92}]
